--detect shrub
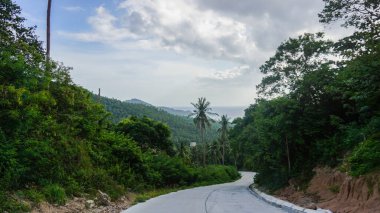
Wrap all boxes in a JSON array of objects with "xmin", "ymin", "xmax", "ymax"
[
  {"xmin": 194, "ymin": 165, "xmax": 240, "ymax": 185},
  {"xmin": 43, "ymin": 184, "xmax": 67, "ymax": 205},
  {"xmin": 144, "ymin": 153, "xmax": 193, "ymax": 187},
  {"xmin": 0, "ymin": 190, "xmax": 31, "ymax": 213},
  {"xmin": 23, "ymin": 189, "xmax": 45, "ymax": 204},
  {"xmin": 349, "ymin": 136, "xmax": 380, "ymax": 176}
]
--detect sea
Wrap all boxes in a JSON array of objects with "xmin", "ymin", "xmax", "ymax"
[{"xmin": 173, "ymin": 106, "xmax": 247, "ymax": 120}]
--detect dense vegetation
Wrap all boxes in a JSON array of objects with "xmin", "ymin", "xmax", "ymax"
[
  {"xmin": 98, "ymin": 95, "xmax": 219, "ymax": 144},
  {"xmin": 0, "ymin": 1, "xmax": 239, "ymax": 212},
  {"xmin": 229, "ymin": 0, "xmax": 380, "ymax": 191}
]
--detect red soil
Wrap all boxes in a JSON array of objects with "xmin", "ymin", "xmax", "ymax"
[{"xmin": 275, "ymin": 167, "xmax": 380, "ymax": 213}]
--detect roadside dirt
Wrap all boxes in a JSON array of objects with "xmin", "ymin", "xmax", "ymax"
[
  {"xmin": 31, "ymin": 193, "xmax": 134, "ymax": 213},
  {"xmin": 274, "ymin": 167, "xmax": 380, "ymax": 213}
]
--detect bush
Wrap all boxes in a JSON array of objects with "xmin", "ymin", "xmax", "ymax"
[
  {"xmin": 0, "ymin": 190, "xmax": 30, "ymax": 213},
  {"xmin": 144, "ymin": 153, "xmax": 193, "ymax": 187},
  {"xmin": 43, "ymin": 184, "xmax": 67, "ymax": 205},
  {"xmin": 349, "ymin": 136, "xmax": 380, "ymax": 176},
  {"xmin": 22, "ymin": 189, "xmax": 45, "ymax": 204},
  {"xmin": 194, "ymin": 165, "xmax": 240, "ymax": 185}
]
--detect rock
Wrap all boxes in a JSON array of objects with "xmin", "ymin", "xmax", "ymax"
[
  {"xmin": 305, "ymin": 203, "xmax": 317, "ymax": 210},
  {"xmin": 96, "ymin": 190, "xmax": 111, "ymax": 206},
  {"xmin": 85, "ymin": 200, "xmax": 95, "ymax": 209}
]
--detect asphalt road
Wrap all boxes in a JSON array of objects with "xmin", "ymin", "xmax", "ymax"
[{"xmin": 122, "ymin": 172, "xmax": 285, "ymax": 213}]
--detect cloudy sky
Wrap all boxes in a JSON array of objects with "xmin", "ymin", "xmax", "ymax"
[{"xmin": 15, "ymin": 0, "xmax": 350, "ymax": 107}]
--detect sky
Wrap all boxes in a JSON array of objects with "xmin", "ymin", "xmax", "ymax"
[{"xmin": 14, "ymin": 0, "xmax": 351, "ymax": 107}]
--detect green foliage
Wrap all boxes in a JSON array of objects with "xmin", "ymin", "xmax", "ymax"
[
  {"xmin": 24, "ymin": 189, "xmax": 45, "ymax": 204},
  {"xmin": 349, "ymin": 136, "xmax": 380, "ymax": 177},
  {"xmin": 133, "ymin": 165, "xmax": 240, "ymax": 204},
  {"xmin": 229, "ymin": 0, "xmax": 380, "ymax": 191},
  {"xmin": 98, "ymin": 96, "xmax": 219, "ymax": 143},
  {"xmin": 257, "ymin": 33, "xmax": 334, "ymax": 97},
  {"xmin": 189, "ymin": 97, "xmax": 218, "ymax": 165},
  {"xmin": 43, "ymin": 184, "xmax": 67, "ymax": 205},
  {"xmin": 194, "ymin": 165, "xmax": 240, "ymax": 185},
  {"xmin": 117, "ymin": 116, "xmax": 173, "ymax": 153},
  {"xmin": 319, "ymin": 0, "xmax": 380, "ymax": 32},
  {"xmin": 0, "ymin": 190, "xmax": 30, "ymax": 213},
  {"xmin": 0, "ymin": 0, "xmax": 238, "ymax": 209},
  {"xmin": 144, "ymin": 153, "xmax": 194, "ymax": 187}
]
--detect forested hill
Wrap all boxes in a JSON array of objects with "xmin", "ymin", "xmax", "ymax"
[
  {"xmin": 158, "ymin": 106, "xmax": 192, "ymax": 117},
  {"xmin": 97, "ymin": 96, "xmax": 218, "ymax": 143}
]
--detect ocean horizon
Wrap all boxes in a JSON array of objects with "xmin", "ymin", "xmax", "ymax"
[{"xmin": 172, "ymin": 106, "xmax": 247, "ymax": 120}]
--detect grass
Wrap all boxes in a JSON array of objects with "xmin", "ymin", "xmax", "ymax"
[
  {"xmin": 1, "ymin": 165, "xmax": 240, "ymax": 212},
  {"xmin": 134, "ymin": 188, "xmax": 185, "ymax": 204},
  {"xmin": 43, "ymin": 184, "xmax": 67, "ymax": 205},
  {"xmin": 133, "ymin": 173, "xmax": 241, "ymax": 205}
]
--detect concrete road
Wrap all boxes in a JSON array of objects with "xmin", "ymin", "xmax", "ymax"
[{"xmin": 122, "ymin": 172, "xmax": 285, "ymax": 213}]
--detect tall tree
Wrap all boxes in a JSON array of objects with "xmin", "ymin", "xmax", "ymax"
[
  {"xmin": 218, "ymin": 115, "xmax": 229, "ymax": 165},
  {"xmin": 189, "ymin": 97, "xmax": 217, "ymax": 166},
  {"xmin": 257, "ymin": 33, "xmax": 334, "ymax": 97},
  {"xmin": 46, "ymin": 0, "xmax": 52, "ymax": 60},
  {"xmin": 319, "ymin": 0, "xmax": 380, "ymax": 33},
  {"xmin": 319, "ymin": 0, "xmax": 380, "ymax": 58}
]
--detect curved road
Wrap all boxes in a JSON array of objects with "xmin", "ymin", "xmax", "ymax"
[{"xmin": 122, "ymin": 172, "xmax": 285, "ymax": 213}]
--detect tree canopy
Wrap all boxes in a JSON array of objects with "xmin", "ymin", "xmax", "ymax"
[{"xmin": 230, "ymin": 0, "xmax": 380, "ymax": 191}]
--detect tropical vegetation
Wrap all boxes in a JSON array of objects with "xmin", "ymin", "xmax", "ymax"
[
  {"xmin": 229, "ymin": 0, "xmax": 380, "ymax": 191},
  {"xmin": 0, "ymin": 1, "xmax": 239, "ymax": 211},
  {"xmin": 98, "ymin": 95, "xmax": 219, "ymax": 144}
]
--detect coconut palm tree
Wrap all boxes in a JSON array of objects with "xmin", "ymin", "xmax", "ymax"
[
  {"xmin": 218, "ymin": 115, "xmax": 229, "ymax": 165},
  {"xmin": 46, "ymin": 0, "xmax": 52, "ymax": 61},
  {"xmin": 189, "ymin": 97, "xmax": 217, "ymax": 166}
]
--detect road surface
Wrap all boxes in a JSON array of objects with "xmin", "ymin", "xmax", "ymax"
[{"xmin": 122, "ymin": 172, "xmax": 285, "ymax": 213}]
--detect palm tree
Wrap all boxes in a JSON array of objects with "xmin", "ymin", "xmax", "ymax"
[
  {"xmin": 189, "ymin": 97, "xmax": 217, "ymax": 166},
  {"xmin": 46, "ymin": 0, "xmax": 52, "ymax": 61},
  {"xmin": 218, "ymin": 115, "xmax": 229, "ymax": 165}
]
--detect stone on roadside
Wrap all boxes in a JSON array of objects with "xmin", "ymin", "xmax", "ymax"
[
  {"xmin": 305, "ymin": 203, "xmax": 317, "ymax": 210},
  {"xmin": 96, "ymin": 190, "xmax": 111, "ymax": 206},
  {"xmin": 85, "ymin": 200, "xmax": 95, "ymax": 209}
]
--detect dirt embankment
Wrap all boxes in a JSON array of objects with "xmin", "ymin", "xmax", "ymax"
[
  {"xmin": 31, "ymin": 193, "xmax": 133, "ymax": 213},
  {"xmin": 275, "ymin": 167, "xmax": 380, "ymax": 213}
]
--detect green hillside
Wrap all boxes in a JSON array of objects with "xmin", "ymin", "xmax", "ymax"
[
  {"xmin": 0, "ymin": 2, "xmax": 240, "ymax": 212},
  {"xmin": 97, "ymin": 96, "xmax": 219, "ymax": 143}
]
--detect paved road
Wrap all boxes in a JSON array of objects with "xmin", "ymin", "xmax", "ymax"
[{"xmin": 122, "ymin": 172, "xmax": 285, "ymax": 213}]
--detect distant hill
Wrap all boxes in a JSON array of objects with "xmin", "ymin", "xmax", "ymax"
[
  {"xmin": 126, "ymin": 98, "xmax": 152, "ymax": 106},
  {"xmin": 159, "ymin": 106, "xmax": 192, "ymax": 117},
  {"xmin": 97, "ymin": 96, "xmax": 218, "ymax": 143}
]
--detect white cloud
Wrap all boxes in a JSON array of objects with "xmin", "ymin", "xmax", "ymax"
[
  {"xmin": 199, "ymin": 65, "xmax": 250, "ymax": 80},
  {"xmin": 59, "ymin": 6, "xmax": 136, "ymax": 42},
  {"xmin": 55, "ymin": 0, "xmax": 352, "ymax": 106},
  {"xmin": 62, "ymin": 6, "xmax": 84, "ymax": 12},
  {"xmin": 61, "ymin": 0, "xmax": 352, "ymax": 67},
  {"xmin": 61, "ymin": 0, "xmax": 260, "ymax": 65}
]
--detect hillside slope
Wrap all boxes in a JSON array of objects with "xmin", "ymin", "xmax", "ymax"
[
  {"xmin": 275, "ymin": 167, "xmax": 380, "ymax": 213},
  {"xmin": 97, "ymin": 96, "xmax": 219, "ymax": 143}
]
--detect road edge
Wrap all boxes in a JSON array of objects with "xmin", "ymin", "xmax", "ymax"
[{"xmin": 247, "ymin": 184, "xmax": 332, "ymax": 213}]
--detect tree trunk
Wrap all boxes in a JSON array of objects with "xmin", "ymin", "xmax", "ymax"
[
  {"xmin": 285, "ymin": 135, "xmax": 291, "ymax": 174},
  {"xmin": 46, "ymin": 0, "xmax": 52, "ymax": 60},
  {"xmin": 222, "ymin": 139, "xmax": 225, "ymax": 165},
  {"xmin": 201, "ymin": 128, "xmax": 206, "ymax": 166}
]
